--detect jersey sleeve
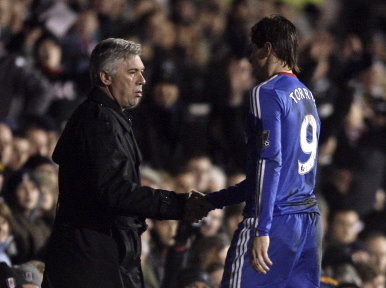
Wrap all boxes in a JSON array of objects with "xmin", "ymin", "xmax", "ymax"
[
  {"xmin": 253, "ymin": 87, "xmax": 283, "ymax": 236},
  {"xmin": 205, "ymin": 180, "xmax": 247, "ymax": 208}
]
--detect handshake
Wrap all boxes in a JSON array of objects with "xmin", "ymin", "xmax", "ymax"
[{"xmin": 183, "ymin": 191, "xmax": 216, "ymax": 223}]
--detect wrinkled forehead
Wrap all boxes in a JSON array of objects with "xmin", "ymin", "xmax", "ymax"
[{"xmin": 120, "ymin": 55, "xmax": 145, "ymax": 69}]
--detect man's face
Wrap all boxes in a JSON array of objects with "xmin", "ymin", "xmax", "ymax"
[
  {"xmin": 366, "ymin": 236, "xmax": 386, "ymax": 273},
  {"xmin": 153, "ymin": 82, "xmax": 179, "ymax": 108},
  {"xmin": 332, "ymin": 211, "xmax": 360, "ymax": 244},
  {"xmin": 200, "ymin": 209, "xmax": 224, "ymax": 237},
  {"xmin": 16, "ymin": 180, "xmax": 40, "ymax": 212},
  {"xmin": 109, "ymin": 55, "xmax": 146, "ymax": 109},
  {"xmin": 249, "ymin": 43, "xmax": 267, "ymax": 80},
  {"xmin": 0, "ymin": 215, "xmax": 10, "ymax": 242}
]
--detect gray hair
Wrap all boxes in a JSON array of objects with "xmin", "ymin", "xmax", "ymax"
[{"xmin": 89, "ymin": 38, "xmax": 142, "ymax": 86}]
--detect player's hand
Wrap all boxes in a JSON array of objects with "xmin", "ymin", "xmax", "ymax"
[
  {"xmin": 251, "ymin": 236, "xmax": 273, "ymax": 274},
  {"xmin": 183, "ymin": 190, "xmax": 215, "ymax": 223}
]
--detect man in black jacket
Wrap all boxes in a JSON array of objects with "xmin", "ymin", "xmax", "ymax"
[{"xmin": 41, "ymin": 38, "xmax": 213, "ymax": 288}]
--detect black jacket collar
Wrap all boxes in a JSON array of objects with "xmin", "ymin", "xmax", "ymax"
[
  {"xmin": 89, "ymin": 87, "xmax": 123, "ymax": 115},
  {"xmin": 89, "ymin": 87, "xmax": 134, "ymax": 130}
]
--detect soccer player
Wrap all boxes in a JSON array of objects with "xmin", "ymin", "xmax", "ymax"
[{"xmin": 203, "ymin": 15, "xmax": 322, "ymax": 287}]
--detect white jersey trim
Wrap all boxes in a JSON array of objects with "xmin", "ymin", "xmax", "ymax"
[{"xmin": 251, "ymin": 75, "xmax": 279, "ymax": 119}]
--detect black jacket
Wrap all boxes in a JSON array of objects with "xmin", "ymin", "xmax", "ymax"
[{"xmin": 42, "ymin": 88, "xmax": 186, "ymax": 288}]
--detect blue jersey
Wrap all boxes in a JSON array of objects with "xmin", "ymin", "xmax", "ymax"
[{"xmin": 207, "ymin": 72, "xmax": 320, "ymax": 236}]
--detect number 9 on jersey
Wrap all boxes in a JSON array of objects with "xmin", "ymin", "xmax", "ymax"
[{"xmin": 298, "ymin": 114, "xmax": 318, "ymax": 175}]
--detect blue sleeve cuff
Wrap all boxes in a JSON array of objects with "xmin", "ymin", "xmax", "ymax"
[{"xmin": 255, "ymin": 230, "xmax": 269, "ymax": 237}]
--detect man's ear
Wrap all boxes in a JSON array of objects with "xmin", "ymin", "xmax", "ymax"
[
  {"xmin": 100, "ymin": 71, "xmax": 112, "ymax": 86},
  {"xmin": 263, "ymin": 42, "xmax": 273, "ymax": 57}
]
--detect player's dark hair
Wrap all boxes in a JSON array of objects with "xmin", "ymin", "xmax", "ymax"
[{"xmin": 251, "ymin": 15, "xmax": 300, "ymax": 73}]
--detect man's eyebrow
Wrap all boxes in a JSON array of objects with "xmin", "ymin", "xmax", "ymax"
[{"xmin": 128, "ymin": 68, "xmax": 145, "ymax": 71}]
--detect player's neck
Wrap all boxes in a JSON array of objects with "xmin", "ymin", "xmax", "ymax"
[{"xmin": 266, "ymin": 58, "xmax": 292, "ymax": 79}]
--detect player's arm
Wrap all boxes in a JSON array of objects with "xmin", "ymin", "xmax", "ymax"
[
  {"xmin": 205, "ymin": 180, "xmax": 247, "ymax": 208},
  {"xmin": 253, "ymin": 87, "xmax": 282, "ymax": 236},
  {"xmin": 250, "ymin": 87, "xmax": 283, "ymax": 273}
]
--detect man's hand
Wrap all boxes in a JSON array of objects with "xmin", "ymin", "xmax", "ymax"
[
  {"xmin": 251, "ymin": 236, "xmax": 273, "ymax": 274},
  {"xmin": 183, "ymin": 190, "xmax": 215, "ymax": 223}
]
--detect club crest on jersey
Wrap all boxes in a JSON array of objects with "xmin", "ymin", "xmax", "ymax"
[{"xmin": 261, "ymin": 130, "xmax": 270, "ymax": 149}]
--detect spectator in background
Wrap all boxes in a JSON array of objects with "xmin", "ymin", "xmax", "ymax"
[
  {"xmin": 178, "ymin": 268, "xmax": 212, "ymax": 288},
  {"xmin": 324, "ymin": 262, "xmax": 362, "ymax": 288},
  {"xmin": 207, "ymin": 262, "xmax": 224, "ymax": 288},
  {"xmin": 151, "ymin": 20, "xmax": 185, "ymax": 89},
  {"xmin": 323, "ymin": 210, "xmax": 368, "ymax": 268},
  {"xmin": 33, "ymin": 34, "xmax": 81, "ymax": 126},
  {"xmin": 20, "ymin": 116, "xmax": 60, "ymax": 160},
  {"xmin": 0, "ymin": 262, "xmax": 21, "ymax": 288},
  {"xmin": 298, "ymin": 29, "xmax": 339, "ymax": 122},
  {"xmin": 173, "ymin": 169, "xmax": 196, "ymax": 194},
  {"xmin": 161, "ymin": 230, "xmax": 229, "ymax": 288},
  {"xmin": 363, "ymin": 188, "xmax": 386, "ymax": 236},
  {"xmin": 224, "ymin": 0, "xmax": 251, "ymax": 58},
  {"xmin": 9, "ymin": 136, "xmax": 30, "ymax": 171},
  {"xmin": 0, "ymin": 51, "xmax": 51, "ymax": 124},
  {"xmin": 133, "ymin": 78, "xmax": 190, "ymax": 172},
  {"xmin": 0, "ymin": 123, "xmax": 13, "ymax": 169},
  {"xmin": 23, "ymin": 156, "xmax": 58, "ymax": 228},
  {"xmin": 23, "ymin": 156, "xmax": 58, "ymax": 193},
  {"xmin": 174, "ymin": 20, "xmax": 210, "ymax": 103},
  {"xmin": 223, "ymin": 203, "xmax": 244, "ymax": 239},
  {"xmin": 321, "ymin": 168, "xmax": 353, "ymax": 215},
  {"xmin": 161, "ymin": 218, "xmax": 228, "ymax": 288},
  {"xmin": 206, "ymin": 56, "xmax": 252, "ymax": 171},
  {"xmin": 0, "ymin": 201, "xmax": 17, "ymax": 266},
  {"xmin": 12, "ymin": 262, "xmax": 43, "ymax": 288},
  {"xmin": 188, "ymin": 234, "xmax": 230, "ymax": 271},
  {"xmin": 140, "ymin": 165, "xmax": 163, "ymax": 189},
  {"xmin": 146, "ymin": 220, "xmax": 179, "ymax": 287},
  {"xmin": 0, "ymin": 163, "xmax": 4, "ymax": 195},
  {"xmin": 364, "ymin": 233, "xmax": 386, "ymax": 275},
  {"xmin": 355, "ymin": 262, "xmax": 385, "ymax": 288},
  {"xmin": 198, "ymin": 2, "xmax": 228, "ymax": 62},
  {"xmin": 185, "ymin": 155, "xmax": 213, "ymax": 193},
  {"xmin": 24, "ymin": 126, "xmax": 50, "ymax": 158},
  {"xmin": 2, "ymin": 170, "xmax": 50, "ymax": 264},
  {"xmin": 199, "ymin": 209, "xmax": 224, "ymax": 238},
  {"xmin": 61, "ymin": 9, "xmax": 101, "ymax": 95},
  {"xmin": 226, "ymin": 171, "xmax": 246, "ymax": 187},
  {"xmin": 92, "ymin": 0, "xmax": 132, "ymax": 39},
  {"xmin": 207, "ymin": 166, "xmax": 227, "ymax": 193},
  {"xmin": 0, "ymin": 0, "xmax": 13, "ymax": 55}
]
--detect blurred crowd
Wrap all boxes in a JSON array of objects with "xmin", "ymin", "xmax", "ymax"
[{"xmin": 0, "ymin": 0, "xmax": 385, "ymax": 287}]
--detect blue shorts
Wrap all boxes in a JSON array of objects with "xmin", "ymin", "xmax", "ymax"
[{"xmin": 221, "ymin": 213, "xmax": 322, "ymax": 288}]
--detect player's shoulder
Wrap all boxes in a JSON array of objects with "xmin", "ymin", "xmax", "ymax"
[
  {"xmin": 257, "ymin": 74, "xmax": 300, "ymax": 92},
  {"xmin": 273, "ymin": 74, "xmax": 303, "ymax": 90},
  {"xmin": 252, "ymin": 75, "xmax": 280, "ymax": 97},
  {"xmin": 273, "ymin": 74, "xmax": 310, "ymax": 100},
  {"xmin": 253, "ymin": 77, "xmax": 288, "ymax": 104}
]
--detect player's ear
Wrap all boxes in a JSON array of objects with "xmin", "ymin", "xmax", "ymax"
[
  {"xmin": 263, "ymin": 42, "xmax": 273, "ymax": 57},
  {"xmin": 100, "ymin": 71, "xmax": 112, "ymax": 86}
]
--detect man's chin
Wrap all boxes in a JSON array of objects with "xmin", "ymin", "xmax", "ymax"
[{"xmin": 124, "ymin": 99, "xmax": 141, "ymax": 110}]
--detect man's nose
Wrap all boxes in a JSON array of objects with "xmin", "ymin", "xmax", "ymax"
[{"xmin": 138, "ymin": 72, "xmax": 146, "ymax": 85}]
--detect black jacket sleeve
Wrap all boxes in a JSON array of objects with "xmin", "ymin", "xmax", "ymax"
[{"xmin": 53, "ymin": 104, "xmax": 186, "ymax": 220}]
